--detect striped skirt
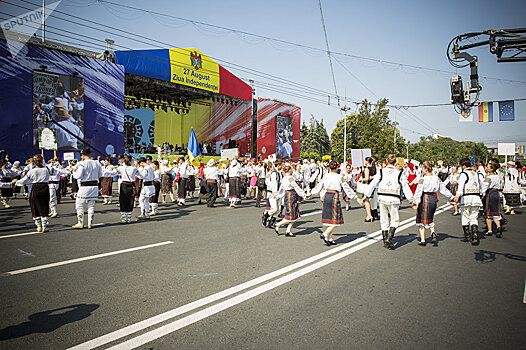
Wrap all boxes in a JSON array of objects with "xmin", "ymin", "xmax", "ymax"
[
  {"xmin": 161, "ymin": 174, "xmax": 172, "ymax": 194},
  {"xmin": 178, "ymin": 178, "xmax": 187, "ymax": 199},
  {"xmin": 484, "ymin": 189, "xmax": 501, "ymax": 217},
  {"xmin": 416, "ymin": 192, "xmax": 437, "ymax": 226},
  {"xmin": 229, "ymin": 177, "xmax": 240, "ymax": 199},
  {"xmin": 100, "ymin": 177, "xmax": 113, "ymax": 196},
  {"xmin": 504, "ymin": 193, "xmax": 521, "ymax": 207},
  {"xmin": 149, "ymin": 180, "xmax": 161, "ymax": 204},
  {"xmin": 284, "ymin": 190, "xmax": 300, "ymax": 221},
  {"xmin": 322, "ymin": 190, "xmax": 344, "ymax": 226}
]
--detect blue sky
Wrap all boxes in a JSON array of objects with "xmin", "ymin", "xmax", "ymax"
[{"xmin": 2, "ymin": 0, "xmax": 525, "ymax": 146}]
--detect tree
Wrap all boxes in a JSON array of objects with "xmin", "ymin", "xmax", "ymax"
[
  {"xmin": 331, "ymin": 98, "xmax": 405, "ymax": 162},
  {"xmin": 407, "ymin": 136, "xmax": 489, "ymax": 165},
  {"xmin": 300, "ymin": 115, "xmax": 331, "ymax": 156}
]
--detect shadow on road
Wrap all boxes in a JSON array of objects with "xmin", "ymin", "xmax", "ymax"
[
  {"xmin": 0, "ymin": 304, "xmax": 99, "ymax": 341},
  {"xmin": 333, "ymin": 231, "xmax": 367, "ymax": 244},
  {"xmin": 474, "ymin": 250, "xmax": 526, "ymax": 264}
]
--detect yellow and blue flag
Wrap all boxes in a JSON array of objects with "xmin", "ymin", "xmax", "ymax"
[
  {"xmin": 499, "ymin": 100, "xmax": 514, "ymax": 121},
  {"xmin": 187, "ymin": 127, "xmax": 201, "ymax": 161},
  {"xmin": 478, "ymin": 102, "xmax": 493, "ymax": 122}
]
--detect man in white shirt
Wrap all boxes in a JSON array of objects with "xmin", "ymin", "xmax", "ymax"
[
  {"xmin": 204, "ymin": 158, "xmax": 220, "ymax": 207},
  {"xmin": 136, "ymin": 157, "xmax": 155, "ymax": 219},
  {"xmin": 72, "ymin": 149, "xmax": 102, "ymax": 229}
]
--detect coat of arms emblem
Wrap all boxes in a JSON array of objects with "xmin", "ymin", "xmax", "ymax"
[{"xmin": 190, "ymin": 51, "xmax": 202, "ymax": 70}]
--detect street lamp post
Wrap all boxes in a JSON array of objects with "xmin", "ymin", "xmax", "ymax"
[
  {"xmin": 393, "ymin": 121, "xmax": 399, "ymax": 155},
  {"xmin": 341, "ymin": 106, "xmax": 350, "ymax": 163}
]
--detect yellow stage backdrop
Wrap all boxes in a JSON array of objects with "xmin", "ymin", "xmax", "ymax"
[{"xmin": 153, "ymin": 99, "xmax": 252, "ymax": 153}]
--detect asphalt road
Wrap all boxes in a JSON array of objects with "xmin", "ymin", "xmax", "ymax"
[{"xmin": 0, "ymin": 189, "xmax": 525, "ymax": 349}]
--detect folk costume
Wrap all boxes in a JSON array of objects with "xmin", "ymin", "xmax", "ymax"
[
  {"xmin": 177, "ymin": 161, "xmax": 189, "ymax": 206},
  {"xmin": 116, "ymin": 164, "xmax": 138, "ymax": 223},
  {"xmin": 47, "ymin": 162, "xmax": 68, "ymax": 217},
  {"xmin": 72, "ymin": 157, "xmax": 102, "ymax": 229},
  {"xmin": 136, "ymin": 163, "xmax": 155, "ymax": 219},
  {"xmin": 0, "ymin": 167, "xmax": 16, "ymax": 208},
  {"xmin": 456, "ymin": 168, "xmax": 482, "ymax": 244},
  {"xmin": 274, "ymin": 175, "xmax": 306, "ymax": 237},
  {"xmin": 100, "ymin": 162, "xmax": 116, "ymax": 204},
  {"xmin": 502, "ymin": 166, "xmax": 522, "ymax": 214},
  {"xmin": 311, "ymin": 172, "xmax": 357, "ymax": 245},
  {"xmin": 228, "ymin": 160, "xmax": 242, "ymax": 207},
  {"xmin": 367, "ymin": 164, "xmax": 413, "ymax": 249},
  {"xmin": 204, "ymin": 159, "xmax": 220, "ymax": 207},
  {"xmin": 262, "ymin": 167, "xmax": 282, "ymax": 228},
  {"xmin": 149, "ymin": 167, "xmax": 161, "ymax": 215},
  {"xmin": 16, "ymin": 167, "xmax": 51, "ymax": 232},
  {"xmin": 411, "ymin": 175, "xmax": 454, "ymax": 245},
  {"xmin": 481, "ymin": 173, "xmax": 503, "ymax": 237}
]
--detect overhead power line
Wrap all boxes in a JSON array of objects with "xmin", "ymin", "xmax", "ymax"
[{"xmin": 60, "ymin": 0, "xmax": 526, "ymax": 86}]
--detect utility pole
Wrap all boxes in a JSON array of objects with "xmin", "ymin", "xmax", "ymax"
[
  {"xmin": 406, "ymin": 142, "xmax": 410, "ymax": 160},
  {"xmin": 393, "ymin": 121, "xmax": 399, "ymax": 155},
  {"xmin": 341, "ymin": 105, "xmax": 350, "ymax": 163}
]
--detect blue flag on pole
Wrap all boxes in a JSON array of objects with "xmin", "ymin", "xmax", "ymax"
[
  {"xmin": 470, "ymin": 156, "xmax": 475, "ymax": 164},
  {"xmin": 187, "ymin": 127, "xmax": 201, "ymax": 161},
  {"xmin": 499, "ymin": 100, "xmax": 515, "ymax": 121}
]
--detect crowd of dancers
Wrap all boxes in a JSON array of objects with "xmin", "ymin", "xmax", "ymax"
[{"xmin": 1, "ymin": 150, "xmax": 524, "ymax": 248}]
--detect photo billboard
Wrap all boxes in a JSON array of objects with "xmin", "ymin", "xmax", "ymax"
[{"xmin": 33, "ymin": 71, "xmax": 85, "ymax": 151}]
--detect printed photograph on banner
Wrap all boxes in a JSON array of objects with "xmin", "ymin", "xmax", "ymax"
[
  {"xmin": 459, "ymin": 108, "xmax": 473, "ymax": 122},
  {"xmin": 32, "ymin": 71, "xmax": 85, "ymax": 151},
  {"xmin": 276, "ymin": 114, "xmax": 293, "ymax": 159}
]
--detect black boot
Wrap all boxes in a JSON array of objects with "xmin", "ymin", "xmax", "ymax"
[
  {"xmin": 267, "ymin": 217, "xmax": 276, "ymax": 229},
  {"xmin": 278, "ymin": 206, "xmax": 284, "ymax": 218},
  {"xmin": 386, "ymin": 227, "xmax": 396, "ymax": 250},
  {"xmin": 495, "ymin": 226, "xmax": 503, "ymax": 238},
  {"xmin": 262, "ymin": 212, "xmax": 269, "ymax": 227},
  {"xmin": 430, "ymin": 232, "xmax": 437, "ymax": 243},
  {"xmin": 381, "ymin": 230, "xmax": 388, "ymax": 248},
  {"xmin": 372, "ymin": 209, "xmax": 380, "ymax": 221},
  {"xmin": 461, "ymin": 225, "xmax": 470, "ymax": 242},
  {"xmin": 471, "ymin": 225, "xmax": 479, "ymax": 245}
]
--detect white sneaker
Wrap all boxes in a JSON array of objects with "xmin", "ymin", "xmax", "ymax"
[{"xmin": 72, "ymin": 223, "xmax": 83, "ymax": 229}]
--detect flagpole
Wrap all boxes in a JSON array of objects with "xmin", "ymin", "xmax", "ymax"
[{"xmin": 42, "ymin": 0, "xmax": 45, "ymax": 43}]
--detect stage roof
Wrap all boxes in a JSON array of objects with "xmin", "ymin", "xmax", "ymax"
[{"xmin": 115, "ymin": 48, "xmax": 252, "ymax": 101}]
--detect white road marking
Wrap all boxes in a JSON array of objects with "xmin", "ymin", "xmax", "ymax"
[
  {"xmin": 70, "ymin": 204, "xmax": 451, "ymax": 350},
  {"xmin": 107, "ymin": 216, "xmax": 432, "ymax": 350},
  {"xmin": 0, "ymin": 223, "xmax": 106, "ymax": 239},
  {"xmin": 3, "ymin": 241, "xmax": 174, "ymax": 276},
  {"xmin": 523, "ymin": 281, "xmax": 526, "ymax": 304}
]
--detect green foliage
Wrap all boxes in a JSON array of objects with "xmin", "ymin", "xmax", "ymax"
[
  {"xmin": 300, "ymin": 151, "xmax": 321, "ymax": 161},
  {"xmin": 331, "ymin": 98, "xmax": 405, "ymax": 162},
  {"xmin": 407, "ymin": 136, "xmax": 489, "ymax": 165},
  {"xmin": 300, "ymin": 116, "xmax": 331, "ymax": 156}
]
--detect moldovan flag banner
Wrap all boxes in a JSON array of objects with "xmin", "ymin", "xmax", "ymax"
[
  {"xmin": 459, "ymin": 108, "xmax": 473, "ymax": 122},
  {"xmin": 187, "ymin": 127, "xmax": 201, "ymax": 161},
  {"xmin": 519, "ymin": 145, "xmax": 525, "ymax": 154},
  {"xmin": 478, "ymin": 102, "xmax": 493, "ymax": 122},
  {"xmin": 499, "ymin": 100, "xmax": 515, "ymax": 121}
]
